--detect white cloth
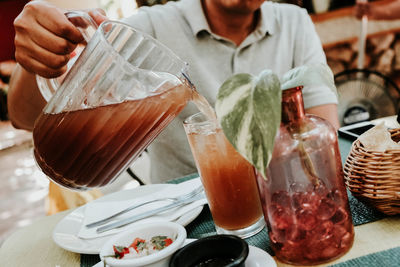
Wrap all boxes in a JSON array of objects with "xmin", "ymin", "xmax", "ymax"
[
  {"xmin": 123, "ymin": 0, "xmax": 338, "ymax": 183},
  {"xmin": 358, "ymin": 122, "xmax": 400, "ymax": 152},
  {"xmin": 78, "ymin": 178, "xmax": 206, "ymax": 239}
]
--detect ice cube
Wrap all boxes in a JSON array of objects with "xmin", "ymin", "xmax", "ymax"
[
  {"xmin": 333, "ymin": 225, "xmax": 347, "ymax": 241},
  {"xmin": 304, "ymin": 240, "xmax": 324, "ymax": 261},
  {"xmin": 314, "ymin": 182, "xmax": 330, "ymax": 198},
  {"xmin": 292, "ymin": 191, "xmax": 321, "ymax": 211},
  {"xmin": 295, "ymin": 208, "xmax": 318, "ymax": 231},
  {"xmin": 331, "ymin": 206, "xmax": 349, "ymax": 225},
  {"xmin": 286, "ymin": 227, "xmax": 307, "ymax": 243},
  {"xmin": 279, "ymin": 242, "xmax": 303, "ymax": 263},
  {"xmin": 321, "ymin": 245, "xmax": 340, "ymax": 259},
  {"xmin": 269, "ymin": 229, "xmax": 286, "ymax": 244},
  {"xmin": 328, "ymin": 189, "xmax": 343, "ymax": 205},
  {"xmin": 271, "ymin": 191, "xmax": 291, "ymax": 208},
  {"xmin": 311, "ymin": 220, "xmax": 334, "ymax": 241},
  {"xmin": 317, "ymin": 198, "xmax": 337, "ymax": 220},
  {"xmin": 270, "ymin": 207, "xmax": 293, "ymax": 230},
  {"xmin": 340, "ymin": 232, "xmax": 354, "ymax": 249}
]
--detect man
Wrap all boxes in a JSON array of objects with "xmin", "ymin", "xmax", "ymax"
[
  {"xmin": 354, "ymin": 0, "xmax": 400, "ymax": 126},
  {"xmin": 354, "ymin": 0, "xmax": 400, "ymax": 20},
  {"xmin": 8, "ymin": 0, "xmax": 339, "ymax": 183}
]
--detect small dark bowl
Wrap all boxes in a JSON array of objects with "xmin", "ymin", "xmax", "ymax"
[{"xmin": 169, "ymin": 234, "xmax": 249, "ymax": 267}]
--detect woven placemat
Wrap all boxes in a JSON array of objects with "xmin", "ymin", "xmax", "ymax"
[
  {"xmin": 331, "ymin": 247, "xmax": 400, "ymax": 267},
  {"xmin": 81, "ymin": 174, "xmax": 387, "ymax": 267},
  {"xmin": 81, "ymin": 139, "xmax": 385, "ymax": 266}
]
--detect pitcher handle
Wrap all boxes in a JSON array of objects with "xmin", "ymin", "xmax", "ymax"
[{"xmin": 36, "ymin": 11, "xmax": 99, "ymax": 101}]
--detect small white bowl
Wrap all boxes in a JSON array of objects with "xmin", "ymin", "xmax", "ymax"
[{"xmin": 99, "ymin": 222, "xmax": 187, "ymax": 267}]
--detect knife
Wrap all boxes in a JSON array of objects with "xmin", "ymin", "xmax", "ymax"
[{"xmin": 95, "ymin": 192, "xmax": 206, "ymax": 233}]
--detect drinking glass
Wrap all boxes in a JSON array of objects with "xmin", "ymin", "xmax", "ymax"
[{"xmin": 183, "ymin": 112, "xmax": 265, "ymax": 238}]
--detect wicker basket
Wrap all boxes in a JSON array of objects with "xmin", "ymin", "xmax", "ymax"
[{"xmin": 343, "ymin": 128, "xmax": 400, "ymax": 215}]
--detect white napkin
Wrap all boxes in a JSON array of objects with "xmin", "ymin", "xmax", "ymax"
[
  {"xmin": 78, "ymin": 178, "xmax": 207, "ymax": 239},
  {"xmin": 358, "ymin": 122, "xmax": 400, "ymax": 152}
]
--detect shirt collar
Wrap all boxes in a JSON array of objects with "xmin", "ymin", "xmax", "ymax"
[
  {"xmin": 258, "ymin": 2, "xmax": 277, "ymax": 36},
  {"xmin": 178, "ymin": 0, "xmax": 211, "ymax": 36},
  {"xmin": 178, "ymin": 0, "xmax": 278, "ymax": 37}
]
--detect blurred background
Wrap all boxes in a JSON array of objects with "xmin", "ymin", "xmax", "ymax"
[{"xmin": 1, "ymin": 0, "xmax": 399, "ymax": 246}]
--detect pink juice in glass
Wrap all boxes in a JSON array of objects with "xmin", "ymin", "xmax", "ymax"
[
  {"xmin": 187, "ymin": 129, "xmax": 263, "ymax": 230},
  {"xmin": 184, "ymin": 111, "xmax": 265, "ymax": 238}
]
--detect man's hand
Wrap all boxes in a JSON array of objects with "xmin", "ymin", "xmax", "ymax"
[
  {"xmin": 14, "ymin": 1, "xmax": 107, "ymax": 78},
  {"xmin": 353, "ymin": 2, "xmax": 371, "ymax": 20}
]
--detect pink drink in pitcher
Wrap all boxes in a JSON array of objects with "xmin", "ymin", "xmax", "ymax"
[
  {"xmin": 256, "ymin": 86, "xmax": 354, "ymax": 265},
  {"xmin": 258, "ymin": 158, "xmax": 354, "ymax": 264}
]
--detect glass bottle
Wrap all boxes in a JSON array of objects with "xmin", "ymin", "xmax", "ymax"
[{"xmin": 256, "ymin": 86, "xmax": 354, "ymax": 265}]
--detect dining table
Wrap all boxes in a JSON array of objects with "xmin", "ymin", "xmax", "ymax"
[{"xmin": 1, "ymin": 134, "xmax": 400, "ymax": 267}]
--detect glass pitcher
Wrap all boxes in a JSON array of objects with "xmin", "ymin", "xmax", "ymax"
[
  {"xmin": 256, "ymin": 87, "xmax": 354, "ymax": 265},
  {"xmin": 33, "ymin": 11, "xmax": 192, "ymax": 191}
]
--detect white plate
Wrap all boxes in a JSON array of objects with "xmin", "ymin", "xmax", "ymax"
[
  {"xmin": 52, "ymin": 184, "xmax": 204, "ymax": 254},
  {"xmin": 246, "ymin": 245, "xmax": 277, "ymax": 267},
  {"xmin": 93, "ymin": 239, "xmax": 276, "ymax": 267}
]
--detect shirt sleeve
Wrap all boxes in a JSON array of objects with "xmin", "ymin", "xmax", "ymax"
[{"xmin": 293, "ymin": 8, "xmax": 338, "ymax": 109}]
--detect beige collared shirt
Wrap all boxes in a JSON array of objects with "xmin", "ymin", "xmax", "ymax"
[{"xmin": 123, "ymin": 0, "xmax": 338, "ymax": 183}]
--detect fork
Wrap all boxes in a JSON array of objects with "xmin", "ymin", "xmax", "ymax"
[
  {"xmin": 85, "ymin": 183, "xmax": 204, "ymax": 228},
  {"xmin": 96, "ymin": 192, "xmax": 206, "ymax": 233}
]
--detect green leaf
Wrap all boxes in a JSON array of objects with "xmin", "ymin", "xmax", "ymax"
[
  {"xmin": 280, "ymin": 63, "xmax": 337, "ymax": 96},
  {"xmin": 215, "ymin": 71, "xmax": 281, "ymax": 178},
  {"xmin": 252, "ymin": 70, "xmax": 282, "ymax": 178},
  {"xmin": 215, "ymin": 63, "xmax": 336, "ymax": 179}
]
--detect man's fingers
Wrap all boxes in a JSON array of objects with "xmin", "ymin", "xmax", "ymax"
[
  {"xmin": 20, "ymin": 22, "xmax": 78, "ymax": 55},
  {"xmin": 21, "ymin": 1, "xmax": 84, "ymax": 44},
  {"xmin": 36, "ymin": 10, "xmax": 84, "ymax": 44},
  {"xmin": 13, "ymin": 1, "xmax": 107, "ymax": 79},
  {"xmin": 87, "ymin": 8, "xmax": 108, "ymax": 25},
  {"xmin": 15, "ymin": 37, "xmax": 70, "ymax": 76},
  {"xmin": 17, "ymin": 54, "xmax": 67, "ymax": 78}
]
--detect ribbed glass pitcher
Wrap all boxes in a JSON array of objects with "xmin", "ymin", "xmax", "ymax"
[{"xmin": 33, "ymin": 11, "xmax": 192, "ymax": 190}]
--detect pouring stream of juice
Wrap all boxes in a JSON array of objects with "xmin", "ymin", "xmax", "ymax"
[
  {"xmin": 191, "ymin": 90, "xmax": 217, "ymax": 122},
  {"xmin": 182, "ymin": 72, "xmax": 217, "ymax": 124}
]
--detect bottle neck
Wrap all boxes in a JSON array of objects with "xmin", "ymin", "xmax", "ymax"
[{"xmin": 281, "ymin": 86, "xmax": 305, "ymax": 124}]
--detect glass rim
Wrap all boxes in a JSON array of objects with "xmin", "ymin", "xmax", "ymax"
[
  {"xmin": 182, "ymin": 112, "xmax": 221, "ymax": 135},
  {"xmin": 282, "ymin": 85, "xmax": 304, "ymax": 92},
  {"xmin": 183, "ymin": 112, "xmax": 216, "ymax": 126}
]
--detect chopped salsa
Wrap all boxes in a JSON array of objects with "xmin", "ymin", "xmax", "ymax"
[{"xmin": 108, "ymin": 236, "xmax": 174, "ymax": 259}]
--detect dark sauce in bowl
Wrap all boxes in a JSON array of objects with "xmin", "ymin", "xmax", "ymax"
[
  {"xmin": 169, "ymin": 235, "xmax": 249, "ymax": 267},
  {"xmin": 195, "ymin": 257, "xmax": 235, "ymax": 267}
]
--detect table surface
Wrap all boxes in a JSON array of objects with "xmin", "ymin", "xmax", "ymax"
[{"xmin": 1, "ymin": 137, "xmax": 400, "ymax": 267}]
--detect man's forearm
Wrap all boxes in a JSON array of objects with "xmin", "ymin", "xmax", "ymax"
[
  {"xmin": 306, "ymin": 104, "xmax": 340, "ymax": 130},
  {"xmin": 371, "ymin": 1, "xmax": 400, "ymax": 20},
  {"xmin": 7, "ymin": 64, "xmax": 46, "ymax": 131}
]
